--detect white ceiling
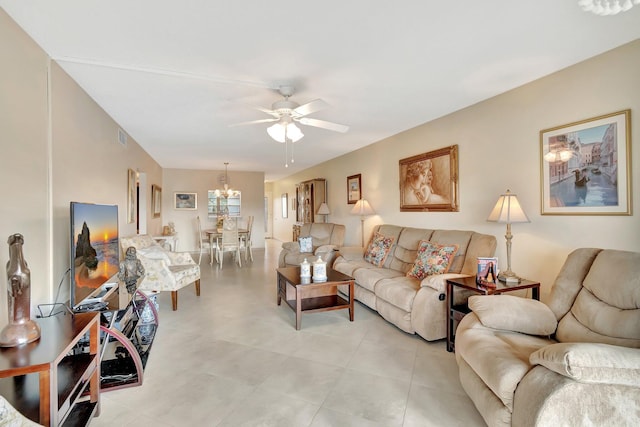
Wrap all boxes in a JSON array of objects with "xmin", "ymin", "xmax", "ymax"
[{"xmin": 2, "ymin": 1, "xmax": 639, "ymax": 181}]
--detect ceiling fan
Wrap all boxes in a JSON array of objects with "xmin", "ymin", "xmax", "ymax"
[{"xmin": 230, "ymin": 85, "xmax": 349, "ymax": 142}]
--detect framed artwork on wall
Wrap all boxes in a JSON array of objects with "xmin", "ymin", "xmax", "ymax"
[
  {"xmin": 540, "ymin": 110, "xmax": 631, "ymax": 215},
  {"xmin": 347, "ymin": 174, "xmax": 361, "ymax": 204},
  {"xmin": 152, "ymin": 185, "xmax": 162, "ymax": 218},
  {"xmin": 174, "ymin": 192, "xmax": 197, "ymax": 210},
  {"xmin": 282, "ymin": 193, "xmax": 288, "ymax": 218},
  {"xmin": 399, "ymin": 145, "xmax": 459, "ymax": 212},
  {"xmin": 127, "ymin": 169, "xmax": 136, "ymax": 224}
]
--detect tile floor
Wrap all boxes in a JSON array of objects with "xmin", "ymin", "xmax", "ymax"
[{"xmin": 93, "ymin": 239, "xmax": 486, "ymax": 427}]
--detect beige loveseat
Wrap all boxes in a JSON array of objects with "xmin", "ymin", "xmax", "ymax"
[
  {"xmin": 333, "ymin": 224, "xmax": 497, "ymax": 341},
  {"xmin": 455, "ymin": 248, "xmax": 640, "ymax": 427},
  {"xmin": 278, "ymin": 223, "xmax": 346, "ymax": 267}
]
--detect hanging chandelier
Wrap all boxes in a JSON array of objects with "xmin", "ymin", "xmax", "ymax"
[
  {"xmin": 579, "ymin": 0, "xmax": 639, "ymax": 15},
  {"xmin": 214, "ymin": 162, "xmax": 240, "ymax": 198}
]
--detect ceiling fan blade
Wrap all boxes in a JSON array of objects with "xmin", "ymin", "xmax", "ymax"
[
  {"xmin": 298, "ymin": 117, "xmax": 349, "ymax": 133},
  {"xmin": 229, "ymin": 118, "xmax": 278, "ymax": 127},
  {"xmin": 293, "ymin": 99, "xmax": 329, "ymax": 117}
]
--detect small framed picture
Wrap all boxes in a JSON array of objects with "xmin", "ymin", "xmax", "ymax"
[
  {"xmin": 174, "ymin": 192, "xmax": 197, "ymax": 210},
  {"xmin": 347, "ymin": 174, "xmax": 361, "ymax": 204}
]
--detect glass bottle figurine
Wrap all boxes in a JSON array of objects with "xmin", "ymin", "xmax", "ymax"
[
  {"xmin": 1, "ymin": 233, "xmax": 41, "ymax": 347},
  {"xmin": 312, "ymin": 255, "xmax": 327, "ymax": 283},
  {"xmin": 300, "ymin": 258, "xmax": 311, "ymax": 283}
]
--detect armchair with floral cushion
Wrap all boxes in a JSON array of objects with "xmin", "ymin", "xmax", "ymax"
[
  {"xmin": 278, "ymin": 223, "xmax": 346, "ymax": 267},
  {"xmin": 120, "ymin": 234, "xmax": 200, "ymax": 311},
  {"xmin": 455, "ymin": 248, "xmax": 640, "ymax": 427}
]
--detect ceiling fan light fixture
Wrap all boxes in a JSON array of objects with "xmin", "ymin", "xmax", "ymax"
[{"xmin": 267, "ymin": 122, "xmax": 304, "ymax": 143}]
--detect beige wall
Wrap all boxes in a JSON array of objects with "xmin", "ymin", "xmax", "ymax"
[
  {"xmin": 0, "ymin": 9, "xmax": 162, "ymax": 325},
  {"xmin": 162, "ymin": 168, "xmax": 265, "ymax": 251},
  {"xmin": 272, "ymin": 39, "xmax": 640, "ymax": 299},
  {"xmin": 0, "ymin": 9, "xmax": 50, "ymax": 321}
]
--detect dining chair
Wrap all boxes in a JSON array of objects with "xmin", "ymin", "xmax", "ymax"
[
  {"xmin": 241, "ymin": 215, "xmax": 254, "ymax": 262},
  {"xmin": 216, "ymin": 217, "xmax": 241, "ymax": 269},
  {"xmin": 195, "ymin": 216, "xmax": 213, "ymax": 265}
]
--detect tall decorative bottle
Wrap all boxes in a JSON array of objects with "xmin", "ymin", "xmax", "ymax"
[{"xmin": 0, "ymin": 234, "xmax": 41, "ymax": 347}]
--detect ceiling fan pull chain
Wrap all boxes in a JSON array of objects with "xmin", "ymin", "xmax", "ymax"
[
  {"xmin": 284, "ymin": 125, "xmax": 289, "ymax": 167},
  {"xmin": 291, "ymin": 141, "xmax": 295, "ymax": 164}
]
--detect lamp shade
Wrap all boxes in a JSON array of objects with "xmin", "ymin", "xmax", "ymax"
[
  {"xmin": 487, "ymin": 190, "xmax": 530, "ymax": 224},
  {"xmin": 317, "ymin": 202, "xmax": 331, "ymax": 215},
  {"xmin": 350, "ymin": 199, "xmax": 375, "ymax": 216},
  {"xmin": 267, "ymin": 122, "xmax": 304, "ymax": 143}
]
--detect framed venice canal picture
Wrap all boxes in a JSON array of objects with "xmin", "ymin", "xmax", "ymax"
[{"xmin": 540, "ymin": 110, "xmax": 631, "ymax": 215}]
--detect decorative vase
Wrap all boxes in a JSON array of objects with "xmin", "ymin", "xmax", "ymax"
[
  {"xmin": 0, "ymin": 234, "xmax": 41, "ymax": 347},
  {"xmin": 312, "ymin": 255, "xmax": 327, "ymax": 283},
  {"xmin": 300, "ymin": 258, "xmax": 311, "ymax": 284}
]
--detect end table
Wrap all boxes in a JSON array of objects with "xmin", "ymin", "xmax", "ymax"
[{"xmin": 446, "ymin": 276, "xmax": 540, "ymax": 352}]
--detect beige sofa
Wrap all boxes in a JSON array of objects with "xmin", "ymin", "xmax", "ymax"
[
  {"xmin": 455, "ymin": 248, "xmax": 640, "ymax": 427},
  {"xmin": 278, "ymin": 222, "xmax": 346, "ymax": 267},
  {"xmin": 332, "ymin": 224, "xmax": 497, "ymax": 341}
]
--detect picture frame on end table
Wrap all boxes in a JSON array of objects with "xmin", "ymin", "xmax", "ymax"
[
  {"xmin": 540, "ymin": 109, "xmax": 631, "ymax": 215},
  {"xmin": 399, "ymin": 145, "xmax": 459, "ymax": 212},
  {"xmin": 174, "ymin": 192, "xmax": 197, "ymax": 210},
  {"xmin": 151, "ymin": 185, "xmax": 162, "ymax": 218},
  {"xmin": 347, "ymin": 174, "xmax": 361, "ymax": 204}
]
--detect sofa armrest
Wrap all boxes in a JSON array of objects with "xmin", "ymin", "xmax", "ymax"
[
  {"xmin": 336, "ymin": 246, "xmax": 364, "ymax": 261},
  {"xmin": 282, "ymin": 241, "xmax": 301, "ymax": 252},
  {"xmin": 420, "ymin": 273, "xmax": 470, "ymax": 293},
  {"xmin": 314, "ymin": 244, "xmax": 338, "ymax": 255},
  {"xmin": 469, "ymin": 295, "xmax": 557, "ymax": 336},
  {"xmin": 530, "ymin": 342, "xmax": 640, "ymax": 387}
]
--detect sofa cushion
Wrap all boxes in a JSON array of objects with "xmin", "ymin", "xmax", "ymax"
[
  {"xmin": 469, "ymin": 295, "xmax": 558, "ymax": 336},
  {"xmin": 353, "ymin": 265, "xmax": 404, "ymax": 293},
  {"xmin": 387, "ymin": 227, "xmax": 434, "ymax": 273},
  {"xmin": 364, "ymin": 232, "xmax": 395, "ymax": 267},
  {"xmin": 406, "ymin": 240, "xmax": 458, "ymax": 280},
  {"xmin": 375, "ymin": 276, "xmax": 420, "ymax": 312},
  {"xmin": 298, "ymin": 236, "xmax": 313, "ymax": 253},
  {"xmin": 530, "ymin": 342, "xmax": 640, "ymax": 387},
  {"xmin": 430, "ymin": 230, "xmax": 473, "ymax": 274}
]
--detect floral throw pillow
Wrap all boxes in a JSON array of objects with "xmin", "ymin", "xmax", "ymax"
[
  {"xmin": 364, "ymin": 232, "xmax": 395, "ymax": 267},
  {"xmin": 298, "ymin": 236, "xmax": 313, "ymax": 253},
  {"xmin": 406, "ymin": 240, "xmax": 459, "ymax": 280}
]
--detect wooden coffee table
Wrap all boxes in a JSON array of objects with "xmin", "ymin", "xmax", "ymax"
[{"xmin": 276, "ymin": 267, "xmax": 355, "ymax": 330}]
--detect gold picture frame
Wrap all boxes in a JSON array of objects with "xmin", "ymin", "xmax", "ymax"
[
  {"xmin": 127, "ymin": 169, "xmax": 136, "ymax": 223},
  {"xmin": 152, "ymin": 185, "xmax": 162, "ymax": 218},
  {"xmin": 399, "ymin": 145, "xmax": 459, "ymax": 212},
  {"xmin": 540, "ymin": 110, "xmax": 631, "ymax": 215}
]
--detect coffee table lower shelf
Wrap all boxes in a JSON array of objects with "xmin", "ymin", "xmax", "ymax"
[
  {"xmin": 277, "ymin": 267, "xmax": 355, "ymax": 330},
  {"xmin": 284, "ymin": 295, "xmax": 351, "ymax": 313}
]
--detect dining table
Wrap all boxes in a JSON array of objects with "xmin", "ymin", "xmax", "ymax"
[{"xmin": 204, "ymin": 228, "xmax": 249, "ymax": 265}]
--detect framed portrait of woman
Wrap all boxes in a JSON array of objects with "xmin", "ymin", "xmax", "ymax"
[{"xmin": 399, "ymin": 145, "xmax": 459, "ymax": 212}]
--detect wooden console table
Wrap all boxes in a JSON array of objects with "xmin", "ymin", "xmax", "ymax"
[{"xmin": 0, "ymin": 312, "xmax": 100, "ymax": 426}]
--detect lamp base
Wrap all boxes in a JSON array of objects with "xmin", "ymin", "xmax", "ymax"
[{"xmin": 498, "ymin": 271, "xmax": 521, "ymax": 283}]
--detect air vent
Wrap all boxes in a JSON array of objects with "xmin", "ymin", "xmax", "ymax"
[{"xmin": 118, "ymin": 128, "xmax": 127, "ymax": 146}]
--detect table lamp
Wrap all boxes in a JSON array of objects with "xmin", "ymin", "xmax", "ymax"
[
  {"xmin": 317, "ymin": 202, "xmax": 330, "ymax": 222},
  {"xmin": 350, "ymin": 199, "xmax": 375, "ymax": 247},
  {"xmin": 487, "ymin": 189, "xmax": 530, "ymax": 282}
]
